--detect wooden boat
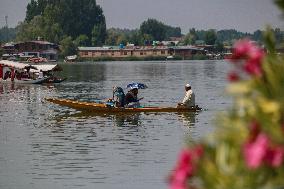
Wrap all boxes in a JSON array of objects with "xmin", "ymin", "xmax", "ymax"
[
  {"xmin": 0, "ymin": 60, "xmax": 64, "ymax": 84},
  {"xmin": 46, "ymin": 98, "xmax": 202, "ymax": 113},
  {"xmin": 2, "ymin": 77, "xmax": 50, "ymax": 84}
]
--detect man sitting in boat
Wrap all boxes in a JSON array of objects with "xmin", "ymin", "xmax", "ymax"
[
  {"xmin": 36, "ymin": 70, "xmax": 44, "ymax": 79},
  {"xmin": 125, "ymin": 88, "xmax": 143, "ymax": 108},
  {"xmin": 113, "ymin": 86, "xmax": 125, "ymax": 107},
  {"xmin": 178, "ymin": 83, "xmax": 195, "ymax": 108}
]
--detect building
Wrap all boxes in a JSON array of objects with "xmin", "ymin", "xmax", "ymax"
[
  {"xmin": 171, "ymin": 46, "xmax": 206, "ymax": 59},
  {"xmin": 2, "ymin": 40, "xmax": 59, "ymax": 61},
  {"xmin": 78, "ymin": 46, "xmax": 171, "ymax": 59},
  {"xmin": 78, "ymin": 45, "xmax": 205, "ymax": 60}
]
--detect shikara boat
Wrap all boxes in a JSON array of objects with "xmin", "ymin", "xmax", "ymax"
[
  {"xmin": 2, "ymin": 77, "xmax": 50, "ymax": 84},
  {"xmin": 0, "ymin": 60, "xmax": 64, "ymax": 84},
  {"xmin": 46, "ymin": 98, "xmax": 202, "ymax": 113}
]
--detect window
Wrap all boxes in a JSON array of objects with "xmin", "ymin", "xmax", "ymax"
[
  {"xmin": 124, "ymin": 51, "xmax": 128, "ymax": 55},
  {"xmin": 84, "ymin": 51, "xmax": 88, "ymax": 56},
  {"xmin": 140, "ymin": 51, "xmax": 143, "ymax": 55},
  {"xmin": 161, "ymin": 50, "xmax": 165, "ymax": 55}
]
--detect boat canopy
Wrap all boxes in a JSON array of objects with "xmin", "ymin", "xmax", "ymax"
[
  {"xmin": 0, "ymin": 60, "xmax": 62, "ymax": 72},
  {"xmin": 0, "ymin": 60, "xmax": 31, "ymax": 70},
  {"xmin": 31, "ymin": 64, "xmax": 62, "ymax": 72}
]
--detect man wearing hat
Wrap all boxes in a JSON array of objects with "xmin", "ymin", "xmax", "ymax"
[{"xmin": 178, "ymin": 84, "xmax": 195, "ymax": 107}]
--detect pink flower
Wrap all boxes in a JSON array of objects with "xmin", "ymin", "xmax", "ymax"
[
  {"xmin": 243, "ymin": 48, "xmax": 264, "ymax": 76},
  {"xmin": 169, "ymin": 145, "xmax": 203, "ymax": 189},
  {"xmin": 265, "ymin": 146, "xmax": 284, "ymax": 167},
  {"xmin": 243, "ymin": 133, "xmax": 269, "ymax": 169},
  {"xmin": 230, "ymin": 39, "xmax": 265, "ymax": 77},
  {"xmin": 232, "ymin": 39, "xmax": 255, "ymax": 59},
  {"xmin": 243, "ymin": 59, "xmax": 263, "ymax": 77},
  {"xmin": 227, "ymin": 71, "xmax": 240, "ymax": 82},
  {"xmin": 248, "ymin": 121, "xmax": 261, "ymax": 140}
]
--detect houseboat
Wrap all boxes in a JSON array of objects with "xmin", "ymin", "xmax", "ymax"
[{"xmin": 0, "ymin": 60, "xmax": 64, "ymax": 84}]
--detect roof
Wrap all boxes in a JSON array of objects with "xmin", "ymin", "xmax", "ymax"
[
  {"xmin": 2, "ymin": 42, "xmax": 15, "ymax": 47},
  {"xmin": 78, "ymin": 46, "xmax": 170, "ymax": 51},
  {"xmin": 0, "ymin": 60, "xmax": 61, "ymax": 72},
  {"xmin": 0, "ymin": 60, "xmax": 30, "ymax": 69},
  {"xmin": 78, "ymin": 47, "xmax": 114, "ymax": 51},
  {"xmin": 31, "ymin": 64, "xmax": 62, "ymax": 72},
  {"xmin": 172, "ymin": 46, "xmax": 204, "ymax": 50},
  {"xmin": 15, "ymin": 40, "xmax": 55, "ymax": 45}
]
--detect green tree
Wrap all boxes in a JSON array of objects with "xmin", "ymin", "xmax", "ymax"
[
  {"xmin": 164, "ymin": 25, "xmax": 182, "ymax": 39},
  {"xmin": 74, "ymin": 35, "xmax": 89, "ymax": 47},
  {"xmin": 140, "ymin": 18, "xmax": 166, "ymax": 41},
  {"xmin": 25, "ymin": 0, "xmax": 40, "ymax": 22},
  {"xmin": 183, "ymin": 28, "xmax": 198, "ymax": 45},
  {"xmin": 0, "ymin": 27, "xmax": 17, "ymax": 43},
  {"xmin": 214, "ymin": 41, "xmax": 224, "ymax": 52},
  {"xmin": 91, "ymin": 21, "xmax": 107, "ymax": 46},
  {"xmin": 16, "ymin": 15, "xmax": 45, "ymax": 41},
  {"xmin": 59, "ymin": 36, "xmax": 77, "ymax": 57},
  {"xmin": 21, "ymin": 0, "xmax": 106, "ymax": 45},
  {"xmin": 204, "ymin": 29, "xmax": 217, "ymax": 45},
  {"xmin": 252, "ymin": 30, "xmax": 263, "ymax": 42}
]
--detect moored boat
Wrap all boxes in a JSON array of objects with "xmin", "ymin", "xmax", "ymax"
[
  {"xmin": 46, "ymin": 98, "xmax": 202, "ymax": 113},
  {"xmin": 1, "ymin": 77, "xmax": 50, "ymax": 84},
  {"xmin": 0, "ymin": 60, "xmax": 65, "ymax": 84}
]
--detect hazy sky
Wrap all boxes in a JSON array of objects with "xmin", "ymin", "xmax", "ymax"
[{"xmin": 0, "ymin": 0, "xmax": 283, "ymax": 33}]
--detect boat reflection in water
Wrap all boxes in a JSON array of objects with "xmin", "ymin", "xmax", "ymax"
[
  {"xmin": 53, "ymin": 111, "xmax": 142, "ymax": 127},
  {"xmin": 178, "ymin": 112, "xmax": 197, "ymax": 127},
  {"xmin": 52, "ymin": 110, "xmax": 196, "ymax": 128}
]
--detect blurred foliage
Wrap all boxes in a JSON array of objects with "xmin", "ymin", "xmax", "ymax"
[{"xmin": 169, "ymin": 4, "xmax": 284, "ymax": 188}]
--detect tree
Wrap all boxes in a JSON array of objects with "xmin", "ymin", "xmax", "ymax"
[
  {"xmin": 140, "ymin": 18, "xmax": 166, "ymax": 41},
  {"xmin": 165, "ymin": 25, "xmax": 182, "ymax": 39},
  {"xmin": 252, "ymin": 30, "xmax": 262, "ymax": 42},
  {"xmin": 25, "ymin": 0, "xmax": 40, "ymax": 22},
  {"xmin": 214, "ymin": 41, "xmax": 224, "ymax": 52},
  {"xmin": 74, "ymin": 35, "xmax": 89, "ymax": 47},
  {"xmin": 0, "ymin": 27, "xmax": 17, "ymax": 43},
  {"xmin": 16, "ymin": 15, "xmax": 45, "ymax": 41},
  {"xmin": 59, "ymin": 36, "xmax": 77, "ymax": 57},
  {"xmin": 205, "ymin": 29, "xmax": 217, "ymax": 45},
  {"xmin": 21, "ymin": 0, "xmax": 106, "ymax": 45},
  {"xmin": 91, "ymin": 21, "xmax": 107, "ymax": 46}
]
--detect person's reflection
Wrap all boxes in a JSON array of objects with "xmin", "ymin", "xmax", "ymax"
[
  {"xmin": 114, "ymin": 113, "xmax": 140, "ymax": 127},
  {"xmin": 0, "ymin": 84, "xmax": 3, "ymax": 94},
  {"xmin": 178, "ymin": 112, "xmax": 196, "ymax": 127}
]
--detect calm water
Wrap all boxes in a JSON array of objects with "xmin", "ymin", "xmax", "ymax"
[{"xmin": 0, "ymin": 60, "xmax": 231, "ymax": 189}]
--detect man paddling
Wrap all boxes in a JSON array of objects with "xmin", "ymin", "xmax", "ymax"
[
  {"xmin": 178, "ymin": 83, "xmax": 195, "ymax": 108},
  {"xmin": 125, "ymin": 88, "xmax": 143, "ymax": 108}
]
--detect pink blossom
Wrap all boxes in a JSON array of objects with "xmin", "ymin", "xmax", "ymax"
[
  {"xmin": 232, "ymin": 39, "xmax": 255, "ymax": 59},
  {"xmin": 227, "ymin": 71, "xmax": 240, "ymax": 82},
  {"xmin": 243, "ymin": 133, "xmax": 269, "ymax": 169},
  {"xmin": 243, "ymin": 59, "xmax": 263, "ymax": 77},
  {"xmin": 243, "ymin": 48, "xmax": 265, "ymax": 76},
  {"xmin": 230, "ymin": 39, "xmax": 265, "ymax": 77},
  {"xmin": 265, "ymin": 146, "xmax": 284, "ymax": 167},
  {"xmin": 169, "ymin": 146, "xmax": 203, "ymax": 189}
]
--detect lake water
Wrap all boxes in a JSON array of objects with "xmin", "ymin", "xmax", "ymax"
[{"xmin": 0, "ymin": 60, "xmax": 231, "ymax": 189}]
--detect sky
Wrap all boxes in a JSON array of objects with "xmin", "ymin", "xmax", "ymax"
[{"xmin": 0, "ymin": 0, "xmax": 283, "ymax": 33}]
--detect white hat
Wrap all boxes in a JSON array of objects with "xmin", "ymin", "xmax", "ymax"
[{"xmin": 185, "ymin": 84, "xmax": 191, "ymax": 87}]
